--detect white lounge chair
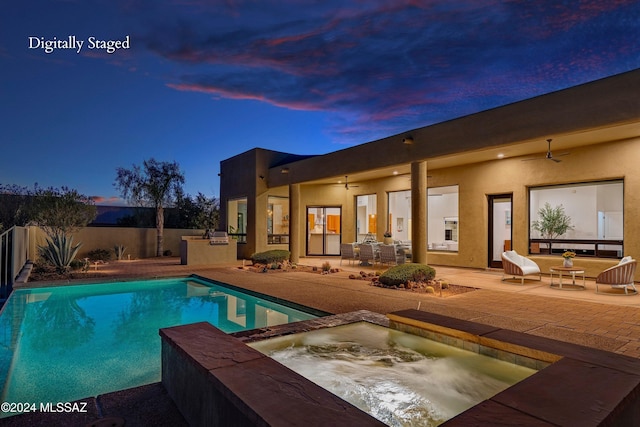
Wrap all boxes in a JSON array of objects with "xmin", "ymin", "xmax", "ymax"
[
  {"xmin": 595, "ymin": 257, "xmax": 638, "ymax": 295},
  {"xmin": 501, "ymin": 250, "xmax": 541, "ymax": 285}
]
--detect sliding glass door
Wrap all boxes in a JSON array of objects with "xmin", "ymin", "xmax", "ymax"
[{"xmin": 306, "ymin": 206, "xmax": 341, "ymax": 255}]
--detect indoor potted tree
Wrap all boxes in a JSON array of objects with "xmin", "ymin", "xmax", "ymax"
[{"xmin": 531, "ymin": 203, "xmax": 574, "ymax": 256}]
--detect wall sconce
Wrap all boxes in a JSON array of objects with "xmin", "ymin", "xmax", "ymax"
[
  {"xmin": 281, "ymin": 167, "xmax": 290, "ymax": 174},
  {"xmin": 402, "ymin": 136, "xmax": 414, "ymax": 145}
]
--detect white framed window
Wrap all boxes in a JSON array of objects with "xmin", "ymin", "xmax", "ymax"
[
  {"xmin": 529, "ymin": 180, "xmax": 623, "ymax": 258},
  {"xmin": 428, "ymin": 185, "xmax": 459, "ymax": 252},
  {"xmin": 267, "ymin": 196, "xmax": 289, "ymax": 244}
]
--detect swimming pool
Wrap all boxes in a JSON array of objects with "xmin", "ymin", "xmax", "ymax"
[{"xmin": 0, "ymin": 276, "xmax": 319, "ymax": 409}]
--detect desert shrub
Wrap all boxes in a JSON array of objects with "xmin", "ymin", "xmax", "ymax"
[
  {"xmin": 251, "ymin": 250, "xmax": 291, "ymax": 264},
  {"xmin": 379, "ymin": 264, "xmax": 436, "ymax": 287},
  {"xmin": 87, "ymin": 248, "xmax": 111, "ymax": 262}
]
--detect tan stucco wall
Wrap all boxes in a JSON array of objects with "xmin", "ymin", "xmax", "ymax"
[
  {"xmin": 30, "ymin": 226, "xmax": 205, "ymax": 260},
  {"xmin": 180, "ymin": 236, "xmax": 238, "ymax": 265},
  {"xmin": 428, "ymin": 137, "xmax": 639, "ymax": 278},
  {"xmin": 285, "ymin": 138, "xmax": 639, "ymax": 278}
]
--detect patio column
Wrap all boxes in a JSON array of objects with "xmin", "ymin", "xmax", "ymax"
[
  {"xmin": 289, "ymin": 183, "xmax": 300, "ymax": 264},
  {"xmin": 411, "ymin": 161, "xmax": 427, "ymax": 264}
]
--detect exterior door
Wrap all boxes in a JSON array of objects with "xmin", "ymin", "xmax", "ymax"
[
  {"xmin": 488, "ymin": 194, "xmax": 512, "ymax": 268},
  {"xmin": 306, "ymin": 206, "xmax": 341, "ymax": 255}
]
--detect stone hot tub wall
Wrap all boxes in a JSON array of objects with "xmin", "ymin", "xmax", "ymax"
[{"xmin": 159, "ymin": 321, "xmax": 386, "ymax": 427}]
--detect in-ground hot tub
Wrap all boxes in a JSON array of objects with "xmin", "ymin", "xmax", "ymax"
[
  {"xmin": 249, "ymin": 321, "xmax": 537, "ymax": 426},
  {"xmin": 160, "ymin": 309, "xmax": 640, "ymax": 426}
]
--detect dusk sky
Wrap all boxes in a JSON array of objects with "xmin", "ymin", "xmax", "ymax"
[{"xmin": 1, "ymin": 1, "xmax": 638, "ymax": 205}]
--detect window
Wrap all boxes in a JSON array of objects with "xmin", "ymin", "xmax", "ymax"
[
  {"xmin": 227, "ymin": 198, "xmax": 247, "ymax": 243},
  {"xmin": 388, "ymin": 190, "xmax": 411, "ymax": 242},
  {"xmin": 428, "ymin": 185, "xmax": 459, "ymax": 251},
  {"xmin": 356, "ymin": 194, "xmax": 377, "ymax": 242},
  {"xmin": 529, "ymin": 180, "xmax": 623, "ymax": 258},
  {"xmin": 267, "ymin": 196, "xmax": 289, "ymax": 244}
]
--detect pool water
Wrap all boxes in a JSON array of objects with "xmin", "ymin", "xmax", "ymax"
[
  {"xmin": 0, "ymin": 277, "xmax": 317, "ymax": 408},
  {"xmin": 250, "ymin": 322, "xmax": 537, "ymax": 427}
]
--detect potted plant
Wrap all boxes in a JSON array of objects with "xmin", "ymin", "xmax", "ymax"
[
  {"xmin": 383, "ymin": 230, "xmax": 393, "ymax": 245},
  {"xmin": 531, "ymin": 203, "xmax": 574, "ymax": 254},
  {"xmin": 562, "ymin": 251, "xmax": 576, "ymax": 267}
]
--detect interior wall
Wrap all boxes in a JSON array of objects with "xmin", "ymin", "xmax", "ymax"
[{"xmin": 428, "ymin": 190, "xmax": 459, "ymax": 245}]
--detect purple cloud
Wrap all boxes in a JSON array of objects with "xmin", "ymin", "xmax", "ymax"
[{"xmin": 140, "ymin": 0, "xmax": 640, "ymax": 143}]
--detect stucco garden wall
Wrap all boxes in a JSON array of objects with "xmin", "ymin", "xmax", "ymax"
[{"xmin": 29, "ymin": 226, "xmax": 205, "ymax": 261}]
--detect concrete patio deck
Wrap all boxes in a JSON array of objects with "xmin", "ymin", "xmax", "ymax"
[{"xmin": 6, "ymin": 256, "xmax": 640, "ymax": 426}]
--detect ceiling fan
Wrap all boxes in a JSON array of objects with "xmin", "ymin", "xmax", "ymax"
[
  {"xmin": 522, "ymin": 139, "xmax": 569, "ymax": 163},
  {"xmin": 338, "ymin": 175, "xmax": 359, "ymax": 190}
]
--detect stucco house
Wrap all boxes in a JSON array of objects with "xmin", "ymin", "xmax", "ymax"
[{"xmin": 219, "ymin": 68, "xmax": 640, "ymax": 279}]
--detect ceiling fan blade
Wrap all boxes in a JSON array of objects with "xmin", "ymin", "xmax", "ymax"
[{"xmin": 521, "ymin": 138, "xmax": 569, "ymax": 162}]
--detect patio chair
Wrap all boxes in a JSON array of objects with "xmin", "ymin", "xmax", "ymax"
[
  {"xmin": 501, "ymin": 250, "xmax": 541, "ymax": 285},
  {"xmin": 340, "ymin": 243, "xmax": 359, "ymax": 266},
  {"xmin": 379, "ymin": 244, "xmax": 402, "ymax": 267},
  {"xmin": 595, "ymin": 257, "xmax": 638, "ymax": 295},
  {"xmin": 358, "ymin": 243, "xmax": 379, "ymax": 267}
]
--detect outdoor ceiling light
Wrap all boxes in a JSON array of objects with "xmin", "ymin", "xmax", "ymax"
[
  {"xmin": 402, "ymin": 136, "xmax": 414, "ymax": 145},
  {"xmin": 281, "ymin": 167, "xmax": 290, "ymax": 174}
]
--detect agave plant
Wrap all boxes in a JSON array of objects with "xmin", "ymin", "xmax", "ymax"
[{"xmin": 39, "ymin": 233, "xmax": 82, "ymax": 273}]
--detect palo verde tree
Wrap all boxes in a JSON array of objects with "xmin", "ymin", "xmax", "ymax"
[
  {"xmin": 114, "ymin": 158, "xmax": 185, "ymax": 257},
  {"xmin": 30, "ymin": 185, "xmax": 97, "ymax": 238},
  {"xmin": 1, "ymin": 184, "xmax": 97, "ymax": 272}
]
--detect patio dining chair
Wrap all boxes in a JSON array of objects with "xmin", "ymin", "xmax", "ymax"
[
  {"xmin": 358, "ymin": 243, "xmax": 379, "ymax": 267},
  {"xmin": 379, "ymin": 244, "xmax": 402, "ymax": 267},
  {"xmin": 595, "ymin": 257, "xmax": 638, "ymax": 295},
  {"xmin": 340, "ymin": 243, "xmax": 359, "ymax": 266}
]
